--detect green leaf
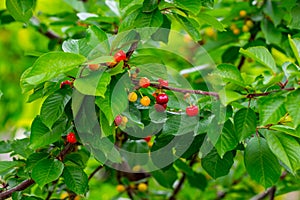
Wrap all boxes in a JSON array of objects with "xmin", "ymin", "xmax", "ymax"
[
  {"xmin": 240, "ymin": 47, "xmax": 277, "ymax": 72},
  {"xmin": 62, "ymin": 165, "xmax": 88, "ymax": 194},
  {"xmin": 200, "ymin": 0, "xmax": 214, "ymax": 8},
  {"xmin": 162, "ymin": 114, "xmax": 198, "ymax": 136},
  {"xmin": 107, "ymin": 61, "xmax": 125, "ymax": 76},
  {"xmin": 99, "ymin": 110, "xmax": 115, "ymax": 136},
  {"xmin": 110, "ymin": 75, "xmax": 131, "ymax": 118},
  {"xmin": 11, "ymin": 138, "xmax": 33, "ymax": 158},
  {"xmin": 95, "ymin": 91, "xmax": 114, "ymax": 125},
  {"xmin": 202, "ymin": 148, "xmax": 234, "ymax": 179},
  {"xmin": 26, "ymin": 153, "xmax": 49, "ymax": 171},
  {"xmin": 6, "ymin": 0, "xmax": 35, "ymax": 23},
  {"xmin": 0, "ymin": 140, "xmax": 12, "ymax": 153},
  {"xmin": 286, "ymin": 90, "xmax": 300, "ymax": 127},
  {"xmin": 74, "ymin": 70, "xmax": 111, "ymax": 97},
  {"xmin": 264, "ymin": 130, "xmax": 300, "ymax": 174},
  {"xmin": 30, "ymin": 116, "xmax": 66, "ymax": 149},
  {"xmin": 21, "ymin": 52, "xmax": 86, "ymax": 86},
  {"xmin": 174, "ymin": 14, "xmax": 201, "ymax": 41},
  {"xmin": 187, "ymin": 172, "xmax": 207, "ymax": 191},
  {"xmin": 40, "ymin": 89, "xmax": 71, "ymax": 129},
  {"xmin": 0, "ymin": 161, "xmax": 23, "ymax": 173},
  {"xmin": 0, "ymin": 90, "xmax": 2, "ymax": 100},
  {"xmin": 174, "ymin": 0, "xmax": 202, "ymax": 14},
  {"xmin": 261, "ymin": 18, "xmax": 282, "ymax": 45},
  {"xmin": 215, "ymin": 120, "xmax": 239, "ymax": 158},
  {"xmin": 31, "ymin": 158, "xmax": 64, "ymax": 188},
  {"xmin": 288, "ymin": 6, "xmax": 300, "ymax": 30},
  {"xmin": 143, "ymin": 0, "xmax": 158, "ymax": 12},
  {"xmin": 270, "ymin": 125, "xmax": 300, "ymax": 138},
  {"xmin": 258, "ymin": 96, "xmax": 286, "ymax": 125},
  {"xmin": 215, "ymin": 64, "xmax": 245, "ymax": 86},
  {"xmin": 197, "ymin": 13, "xmax": 225, "ymax": 31},
  {"xmin": 244, "ymin": 137, "xmax": 281, "ymax": 188},
  {"xmin": 151, "ymin": 166, "xmax": 178, "ymax": 188},
  {"xmin": 134, "ymin": 8, "xmax": 163, "ymax": 28},
  {"xmin": 218, "ymin": 89, "xmax": 245, "ymax": 106},
  {"xmin": 234, "ymin": 108, "xmax": 257, "ymax": 141},
  {"xmin": 288, "ymin": 35, "xmax": 300, "ymax": 65}
]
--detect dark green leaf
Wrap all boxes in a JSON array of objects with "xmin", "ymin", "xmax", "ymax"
[
  {"xmin": 261, "ymin": 18, "xmax": 282, "ymax": 45},
  {"xmin": 244, "ymin": 137, "xmax": 281, "ymax": 188},
  {"xmin": 215, "ymin": 119, "xmax": 239, "ymax": 157},
  {"xmin": 151, "ymin": 166, "xmax": 178, "ymax": 188},
  {"xmin": 63, "ymin": 165, "xmax": 88, "ymax": 194},
  {"xmin": 288, "ymin": 35, "xmax": 300, "ymax": 65},
  {"xmin": 202, "ymin": 148, "xmax": 234, "ymax": 179},
  {"xmin": 143, "ymin": 0, "xmax": 158, "ymax": 12},
  {"xmin": 31, "ymin": 158, "xmax": 64, "ymax": 188},
  {"xmin": 234, "ymin": 108, "xmax": 257, "ymax": 141},
  {"xmin": 30, "ymin": 116, "xmax": 66, "ymax": 149},
  {"xmin": 40, "ymin": 89, "xmax": 71, "ymax": 129},
  {"xmin": 187, "ymin": 172, "xmax": 207, "ymax": 191},
  {"xmin": 174, "ymin": 14, "xmax": 201, "ymax": 41}
]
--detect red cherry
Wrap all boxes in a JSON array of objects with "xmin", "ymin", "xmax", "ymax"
[
  {"xmin": 114, "ymin": 115, "xmax": 123, "ymax": 126},
  {"xmin": 60, "ymin": 80, "xmax": 73, "ymax": 88},
  {"xmin": 144, "ymin": 136, "xmax": 151, "ymax": 143},
  {"xmin": 158, "ymin": 79, "xmax": 168, "ymax": 87},
  {"xmin": 67, "ymin": 132, "xmax": 77, "ymax": 144},
  {"xmin": 154, "ymin": 103, "xmax": 167, "ymax": 112},
  {"xmin": 114, "ymin": 50, "xmax": 127, "ymax": 62},
  {"xmin": 186, "ymin": 105, "xmax": 199, "ymax": 117},
  {"xmin": 139, "ymin": 77, "xmax": 151, "ymax": 88},
  {"xmin": 156, "ymin": 93, "xmax": 169, "ymax": 104}
]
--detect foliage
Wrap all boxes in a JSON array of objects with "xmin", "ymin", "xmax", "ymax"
[{"xmin": 1, "ymin": 0, "xmax": 300, "ymax": 200}]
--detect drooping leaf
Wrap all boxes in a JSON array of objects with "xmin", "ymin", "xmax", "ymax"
[
  {"xmin": 31, "ymin": 158, "xmax": 64, "ymax": 188},
  {"xmin": 30, "ymin": 116, "xmax": 66, "ymax": 149},
  {"xmin": 187, "ymin": 172, "xmax": 207, "ymax": 191},
  {"xmin": 215, "ymin": 119, "xmax": 239, "ymax": 157},
  {"xmin": 244, "ymin": 137, "xmax": 281, "ymax": 188},
  {"xmin": 288, "ymin": 35, "xmax": 300, "ymax": 65},
  {"xmin": 143, "ymin": 0, "xmax": 158, "ymax": 12},
  {"xmin": 264, "ymin": 130, "xmax": 300, "ymax": 174},
  {"xmin": 6, "ymin": 0, "xmax": 35, "ymax": 23},
  {"xmin": 286, "ymin": 89, "xmax": 300, "ymax": 127},
  {"xmin": 240, "ymin": 46, "xmax": 277, "ymax": 72},
  {"xmin": 261, "ymin": 18, "xmax": 282, "ymax": 45},
  {"xmin": 258, "ymin": 96, "xmax": 286, "ymax": 125},
  {"xmin": 201, "ymin": 148, "xmax": 234, "ymax": 179},
  {"xmin": 40, "ymin": 89, "xmax": 72, "ymax": 129},
  {"xmin": 21, "ymin": 52, "xmax": 86, "ymax": 87},
  {"xmin": 62, "ymin": 165, "xmax": 89, "ymax": 194},
  {"xmin": 74, "ymin": 70, "xmax": 111, "ymax": 97},
  {"xmin": 234, "ymin": 108, "xmax": 257, "ymax": 141},
  {"xmin": 151, "ymin": 166, "xmax": 178, "ymax": 188},
  {"xmin": 174, "ymin": 14, "xmax": 201, "ymax": 41}
]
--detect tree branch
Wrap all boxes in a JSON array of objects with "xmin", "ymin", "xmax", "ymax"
[
  {"xmin": 126, "ymin": 33, "xmax": 140, "ymax": 60},
  {"xmin": 0, "ymin": 179, "xmax": 35, "ymax": 199}
]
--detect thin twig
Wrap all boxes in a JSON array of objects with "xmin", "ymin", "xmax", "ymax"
[
  {"xmin": 126, "ymin": 33, "xmax": 140, "ymax": 60},
  {"xmin": 246, "ymin": 87, "xmax": 295, "ymax": 98},
  {"xmin": 88, "ymin": 165, "xmax": 103, "ymax": 181},
  {"xmin": 250, "ymin": 186, "xmax": 276, "ymax": 200}
]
